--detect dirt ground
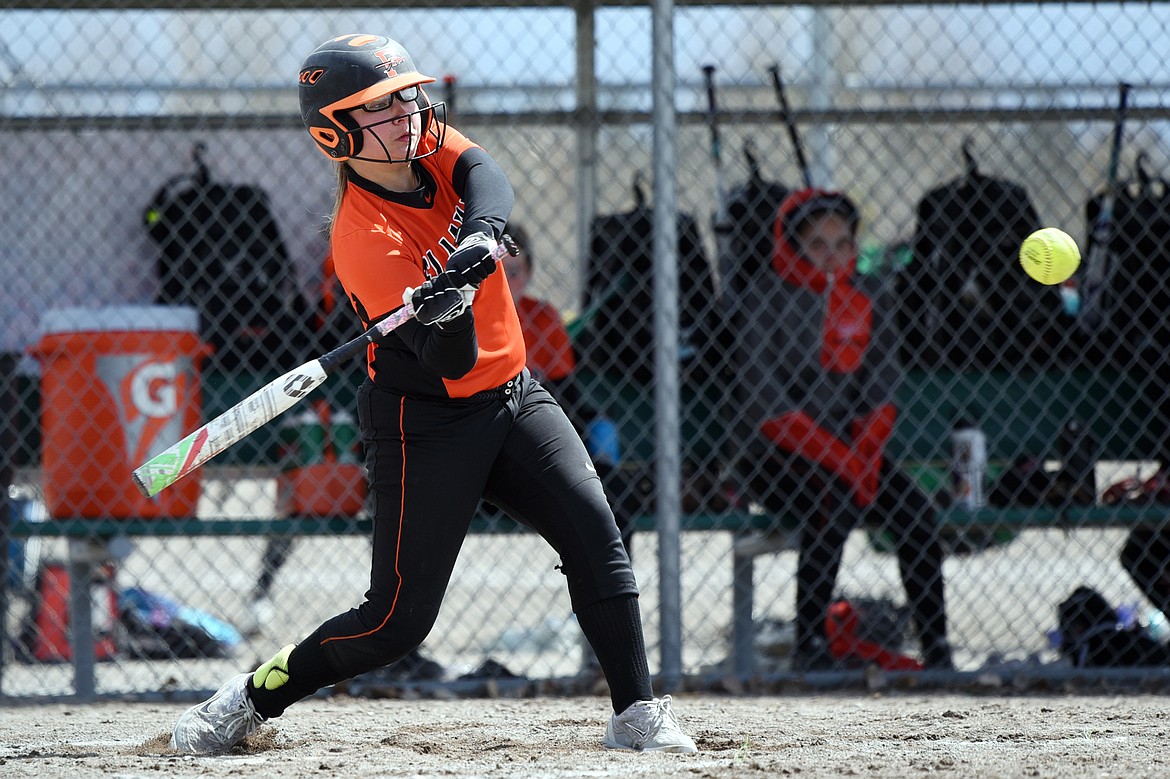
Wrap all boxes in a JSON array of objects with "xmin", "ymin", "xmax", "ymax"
[{"xmin": 1, "ymin": 691, "xmax": 1167, "ymax": 778}]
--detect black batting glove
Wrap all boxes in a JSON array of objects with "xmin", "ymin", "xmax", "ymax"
[
  {"xmin": 446, "ymin": 233, "xmax": 499, "ymax": 288},
  {"xmin": 406, "ymin": 272, "xmax": 474, "ymax": 327}
]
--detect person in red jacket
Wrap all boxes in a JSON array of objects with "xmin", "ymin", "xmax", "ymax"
[{"xmin": 727, "ymin": 188, "xmax": 951, "ymax": 671}]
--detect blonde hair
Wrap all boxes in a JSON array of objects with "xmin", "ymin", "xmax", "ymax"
[{"xmin": 327, "ymin": 162, "xmax": 348, "ymax": 237}]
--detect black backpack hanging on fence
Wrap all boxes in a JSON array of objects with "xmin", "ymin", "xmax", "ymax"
[
  {"xmin": 717, "ymin": 143, "xmax": 789, "ymax": 300},
  {"xmin": 1082, "ymin": 152, "xmax": 1170, "ymax": 370},
  {"xmin": 144, "ymin": 142, "xmax": 311, "ymax": 372},
  {"xmin": 708, "ymin": 142, "xmax": 789, "ymax": 383},
  {"xmin": 578, "ymin": 174, "xmax": 718, "ymax": 383},
  {"xmin": 898, "ymin": 141, "xmax": 1063, "ymax": 372}
]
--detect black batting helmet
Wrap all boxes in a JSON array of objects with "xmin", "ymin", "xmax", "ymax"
[{"xmin": 298, "ymin": 34, "xmax": 444, "ymax": 162}]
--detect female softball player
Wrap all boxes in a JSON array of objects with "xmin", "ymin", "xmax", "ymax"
[{"xmin": 170, "ymin": 33, "xmax": 695, "ymax": 755}]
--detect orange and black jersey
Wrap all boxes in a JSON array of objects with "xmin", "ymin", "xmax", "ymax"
[{"xmin": 330, "ymin": 124, "xmax": 525, "ymax": 399}]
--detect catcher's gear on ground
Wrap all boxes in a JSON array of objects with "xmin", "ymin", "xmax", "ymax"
[
  {"xmin": 407, "ymin": 272, "xmax": 472, "ymax": 326},
  {"xmin": 299, "ymin": 33, "xmax": 443, "ymax": 162},
  {"xmin": 446, "ymin": 233, "xmax": 499, "ymax": 288}
]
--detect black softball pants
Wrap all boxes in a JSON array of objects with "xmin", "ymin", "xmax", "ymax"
[{"xmin": 298, "ymin": 370, "xmax": 638, "ymax": 685}]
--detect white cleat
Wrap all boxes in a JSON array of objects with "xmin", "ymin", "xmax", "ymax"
[
  {"xmin": 603, "ymin": 695, "xmax": 698, "ymax": 753},
  {"xmin": 171, "ymin": 673, "xmax": 265, "ymax": 754}
]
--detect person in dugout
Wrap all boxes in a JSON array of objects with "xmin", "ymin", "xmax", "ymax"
[
  {"xmin": 168, "ymin": 32, "xmax": 695, "ymax": 755},
  {"xmin": 499, "ymin": 223, "xmax": 577, "ymax": 390},
  {"xmin": 727, "ymin": 188, "xmax": 953, "ymax": 672}
]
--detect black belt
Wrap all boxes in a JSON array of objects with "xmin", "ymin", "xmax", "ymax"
[{"xmin": 466, "ymin": 373, "xmax": 522, "ymax": 402}]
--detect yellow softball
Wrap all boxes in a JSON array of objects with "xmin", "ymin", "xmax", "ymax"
[{"xmin": 1019, "ymin": 227, "xmax": 1081, "ymax": 285}]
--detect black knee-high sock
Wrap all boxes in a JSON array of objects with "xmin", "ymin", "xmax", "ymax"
[{"xmin": 575, "ymin": 595, "xmax": 654, "ymax": 714}]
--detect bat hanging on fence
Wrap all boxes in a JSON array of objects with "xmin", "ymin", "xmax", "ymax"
[
  {"xmin": 702, "ymin": 64, "xmax": 733, "ymax": 260},
  {"xmin": 767, "ymin": 63, "xmax": 813, "ymax": 190},
  {"xmin": 1079, "ymin": 82, "xmax": 1132, "ymax": 334},
  {"xmin": 132, "ymin": 235, "xmax": 518, "ymax": 498}
]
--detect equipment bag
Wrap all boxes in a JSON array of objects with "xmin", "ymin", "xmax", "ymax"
[
  {"xmin": 898, "ymin": 145, "xmax": 1064, "ymax": 372},
  {"xmin": 707, "ymin": 153, "xmax": 790, "ymax": 385},
  {"xmin": 119, "ymin": 585, "xmax": 242, "ymax": 660},
  {"xmin": 717, "ymin": 148, "xmax": 790, "ymax": 300},
  {"xmin": 1083, "ymin": 154, "xmax": 1170, "ymax": 370},
  {"xmin": 1055, "ymin": 585, "xmax": 1170, "ymax": 668},
  {"xmin": 578, "ymin": 179, "xmax": 718, "ymax": 383},
  {"xmin": 144, "ymin": 146, "xmax": 311, "ymax": 372}
]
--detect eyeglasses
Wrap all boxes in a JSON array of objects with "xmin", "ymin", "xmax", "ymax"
[{"xmin": 361, "ymin": 85, "xmax": 420, "ymax": 112}]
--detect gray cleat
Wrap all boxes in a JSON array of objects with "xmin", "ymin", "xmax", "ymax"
[
  {"xmin": 603, "ymin": 695, "xmax": 697, "ymax": 753},
  {"xmin": 171, "ymin": 673, "xmax": 265, "ymax": 754}
]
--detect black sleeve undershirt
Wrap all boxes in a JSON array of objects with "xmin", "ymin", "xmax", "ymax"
[
  {"xmin": 400, "ymin": 146, "xmax": 514, "ymax": 378},
  {"xmin": 399, "ymin": 309, "xmax": 478, "ymax": 379},
  {"xmin": 394, "ymin": 146, "xmax": 513, "ymax": 379},
  {"xmin": 451, "ymin": 146, "xmax": 515, "ymax": 242}
]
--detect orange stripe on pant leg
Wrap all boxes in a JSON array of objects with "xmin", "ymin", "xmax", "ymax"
[{"xmin": 322, "ymin": 396, "xmax": 407, "ymax": 645}]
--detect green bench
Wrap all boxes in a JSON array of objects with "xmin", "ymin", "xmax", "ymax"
[
  {"xmin": 7, "ymin": 364, "xmax": 1163, "ymax": 691},
  {"xmin": 9, "ymin": 500, "xmax": 1166, "ymax": 695},
  {"xmin": 12, "ymin": 357, "xmax": 1163, "ymax": 548}
]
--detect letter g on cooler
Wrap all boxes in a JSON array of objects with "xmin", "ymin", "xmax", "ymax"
[
  {"xmin": 131, "ymin": 360, "xmax": 180, "ymax": 418},
  {"xmin": 114, "ymin": 355, "xmax": 192, "ymax": 474}
]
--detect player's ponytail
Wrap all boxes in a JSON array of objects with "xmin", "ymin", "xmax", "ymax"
[{"xmin": 326, "ymin": 162, "xmax": 347, "ymax": 238}]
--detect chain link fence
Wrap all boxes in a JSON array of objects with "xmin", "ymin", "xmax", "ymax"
[{"xmin": 4, "ymin": 2, "xmax": 1170, "ymax": 699}]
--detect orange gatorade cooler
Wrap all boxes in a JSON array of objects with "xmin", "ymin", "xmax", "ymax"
[{"xmin": 32, "ymin": 306, "xmax": 207, "ymax": 518}]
